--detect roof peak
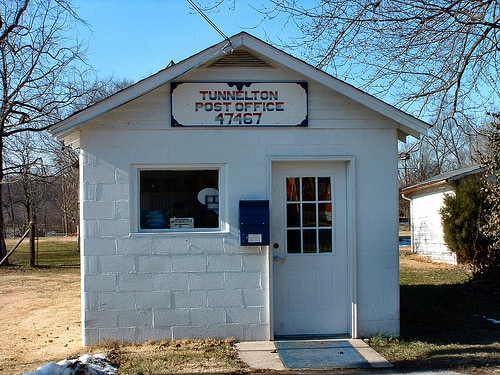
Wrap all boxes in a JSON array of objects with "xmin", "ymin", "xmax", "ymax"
[{"xmin": 50, "ymin": 32, "xmax": 430, "ymax": 143}]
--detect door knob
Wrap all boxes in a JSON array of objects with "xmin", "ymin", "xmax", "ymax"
[{"xmin": 273, "ymin": 243, "xmax": 279, "ymax": 249}]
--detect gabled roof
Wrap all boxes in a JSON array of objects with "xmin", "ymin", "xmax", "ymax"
[
  {"xmin": 400, "ymin": 164, "xmax": 483, "ymax": 195},
  {"xmin": 49, "ymin": 32, "xmax": 430, "ymax": 141}
]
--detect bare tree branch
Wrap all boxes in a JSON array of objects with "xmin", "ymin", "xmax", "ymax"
[
  {"xmin": 0, "ymin": 0, "xmax": 91, "ymax": 262},
  {"xmin": 242, "ymin": 0, "xmax": 500, "ymax": 124}
]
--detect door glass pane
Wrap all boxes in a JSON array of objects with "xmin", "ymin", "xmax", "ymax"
[
  {"xmin": 287, "ymin": 177, "xmax": 300, "ymax": 201},
  {"xmin": 318, "ymin": 177, "xmax": 330, "ymax": 200},
  {"xmin": 302, "ymin": 203, "xmax": 316, "ymax": 227},
  {"xmin": 303, "ymin": 229, "xmax": 316, "ymax": 253},
  {"xmin": 287, "ymin": 230, "xmax": 301, "ymax": 253},
  {"xmin": 319, "ymin": 229, "xmax": 333, "ymax": 253},
  {"xmin": 285, "ymin": 175, "xmax": 333, "ymax": 254},
  {"xmin": 302, "ymin": 177, "xmax": 316, "ymax": 201},
  {"xmin": 318, "ymin": 203, "xmax": 331, "ymax": 226},
  {"xmin": 287, "ymin": 203, "xmax": 300, "ymax": 227}
]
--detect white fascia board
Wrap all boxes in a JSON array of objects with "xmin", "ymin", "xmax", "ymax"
[
  {"xmin": 240, "ymin": 34, "xmax": 430, "ymax": 138},
  {"xmin": 50, "ymin": 37, "xmax": 243, "ymax": 139},
  {"xmin": 51, "ymin": 32, "xmax": 429, "ymax": 140}
]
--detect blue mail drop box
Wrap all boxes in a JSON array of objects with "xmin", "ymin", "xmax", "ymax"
[{"xmin": 239, "ymin": 200, "xmax": 270, "ymax": 246}]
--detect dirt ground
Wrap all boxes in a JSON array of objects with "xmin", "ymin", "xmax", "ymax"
[
  {"xmin": 0, "ymin": 254, "xmax": 473, "ymax": 374},
  {"xmin": 399, "ymin": 250, "xmax": 459, "ymax": 270},
  {"xmin": 0, "ymin": 267, "xmax": 82, "ymax": 374}
]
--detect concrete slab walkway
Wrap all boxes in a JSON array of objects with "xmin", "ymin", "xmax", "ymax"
[
  {"xmin": 236, "ymin": 340, "xmax": 466, "ymax": 374},
  {"xmin": 236, "ymin": 339, "xmax": 391, "ymax": 371},
  {"xmin": 236, "ymin": 340, "xmax": 285, "ymax": 371}
]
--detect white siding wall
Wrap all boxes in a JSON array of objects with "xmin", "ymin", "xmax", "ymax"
[
  {"xmin": 78, "ymin": 66, "xmax": 401, "ymax": 345},
  {"xmin": 410, "ymin": 185, "xmax": 457, "ymax": 264}
]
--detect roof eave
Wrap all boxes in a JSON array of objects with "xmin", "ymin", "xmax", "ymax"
[
  {"xmin": 400, "ymin": 165, "xmax": 483, "ymax": 195},
  {"xmin": 50, "ymin": 36, "xmax": 245, "ymax": 139},
  {"xmin": 400, "ymin": 180, "xmax": 448, "ymax": 195},
  {"xmin": 238, "ymin": 34, "xmax": 430, "ymax": 138},
  {"xmin": 50, "ymin": 32, "xmax": 430, "ymax": 140}
]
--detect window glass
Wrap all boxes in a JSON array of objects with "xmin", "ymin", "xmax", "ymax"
[
  {"xmin": 140, "ymin": 170, "xmax": 219, "ymax": 230},
  {"xmin": 285, "ymin": 176, "xmax": 333, "ymax": 254},
  {"xmin": 286, "ymin": 230, "xmax": 301, "ymax": 253}
]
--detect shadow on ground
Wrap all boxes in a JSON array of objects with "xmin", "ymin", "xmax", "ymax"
[{"xmin": 391, "ymin": 281, "xmax": 500, "ymax": 372}]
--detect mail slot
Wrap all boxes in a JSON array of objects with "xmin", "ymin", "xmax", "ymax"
[{"xmin": 239, "ymin": 200, "xmax": 270, "ymax": 246}]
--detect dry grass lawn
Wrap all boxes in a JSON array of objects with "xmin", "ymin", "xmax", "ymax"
[{"xmin": 1, "ymin": 244, "xmax": 499, "ymax": 374}]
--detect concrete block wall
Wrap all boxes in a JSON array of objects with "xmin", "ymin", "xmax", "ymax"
[
  {"xmin": 77, "ymin": 73, "xmax": 405, "ymax": 344},
  {"xmin": 81, "ymin": 234, "xmax": 270, "ymax": 345},
  {"xmin": 352, "ymin": 129, "xmax": 401, "ymax": 338}
]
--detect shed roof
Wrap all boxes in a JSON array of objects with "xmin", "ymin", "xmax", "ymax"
[
  {"xmin": 400, "ymin": 164, "xmax": 483, "ymax": 195},
  {"xmin": 49, "ymin": 32, "xmax": 430, "ymax": 141}
]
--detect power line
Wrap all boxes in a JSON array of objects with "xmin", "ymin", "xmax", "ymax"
[{"xmin": 186, "ymin": 0, "xmax": 233, "ymax": 54}]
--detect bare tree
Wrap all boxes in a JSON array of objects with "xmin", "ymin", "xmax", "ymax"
[
  {"xmin": 4, "ymin": 133, "xmax": 49, "ymax": 225},
  {"xmin": 246, "ymin": 1, "xmax": 500, "ymax": 121},
  {"xmin": 46, "ymin": 138, "xmax": 79, "ymax": 235},
  {"xmin": 0, "ymin": 74, "xmax": 134, "ymax": 256},
  {"xmin": 480, "ymin": 113, "xmax": 500, "ymax": 279},
  {"xmin": 78, "ymin": 78, "xmax": 135, "ymax": 108},
  {"xmin": 398, "ymin": 112, "xmax": 489, "ymax": 191},
  {"xmin": 0, "ymin": 0, "xmax": 89, "ymax": 263},
  {"xmin": 2, "ymin": 131, "xmax": 74, "ymax": 236},
  {"xmin": 206, "ymin": 1, "xmax": 497, "ymax": 180}
]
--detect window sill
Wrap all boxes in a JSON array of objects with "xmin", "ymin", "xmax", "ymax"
[{"xmin": 129, "ymin": 229, "xmax": 230, "ymax": 237}]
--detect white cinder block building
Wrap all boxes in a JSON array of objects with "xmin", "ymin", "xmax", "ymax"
[{"xmin": 50, "ymin": 33, "xmax": 429, "ymax": 346}]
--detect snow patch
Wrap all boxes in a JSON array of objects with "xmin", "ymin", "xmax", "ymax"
[{"xmin": 23, "ymin": 354, "xmax": 117, "ymax": 375}]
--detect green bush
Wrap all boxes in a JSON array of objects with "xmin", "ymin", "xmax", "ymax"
[{"xmin": 440, "ymin": 175, "xmax": 496, "ymax": 279}]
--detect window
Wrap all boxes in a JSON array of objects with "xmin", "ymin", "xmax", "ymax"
[
  {"xmin": 140, "ymin": 169, "xmax": 219, "ymax": 230},
  {"xmin": 286, "ymin": 176, "xmax": 333, "ymax": 253}
]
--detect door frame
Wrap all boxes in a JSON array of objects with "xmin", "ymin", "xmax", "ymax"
[{"xmin": 267, "ymin": 156, "xmax": 358, "ymax": 339}]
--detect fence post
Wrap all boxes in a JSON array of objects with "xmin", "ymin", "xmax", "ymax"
[{"xmin": 29, "ymin": 221, "xmax": 36, "ymax": 268}]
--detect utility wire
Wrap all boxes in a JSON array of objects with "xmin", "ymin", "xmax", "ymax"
[{"xmin": 187, "ymin": 0, "xmax": 233, "ymax": 53}]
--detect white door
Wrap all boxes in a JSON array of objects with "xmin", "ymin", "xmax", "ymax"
[{"xmin": 272, "ymin": 161, "xmax": 349, "ymax": 337}]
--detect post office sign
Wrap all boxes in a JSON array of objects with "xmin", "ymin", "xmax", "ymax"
[{"xmin": 171, "ymin": 82, "xmax": 307, "ymax": 127}]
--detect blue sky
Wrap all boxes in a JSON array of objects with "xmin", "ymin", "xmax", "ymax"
[{"xmin": 72, "ymin": 0, "xmax": 302, "ymax": 82}]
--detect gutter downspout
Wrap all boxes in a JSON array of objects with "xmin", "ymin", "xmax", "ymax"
[{"xmin": 401, "ymin": 194, "xmax": 411, "ymax": 202}]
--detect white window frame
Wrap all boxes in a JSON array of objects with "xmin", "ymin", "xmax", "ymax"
[{"xmin": 132, "ymin": 163, "xmax": 226, "ymax": 233}]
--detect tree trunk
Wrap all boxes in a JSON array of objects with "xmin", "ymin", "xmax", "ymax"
[
  {"xmin": 29, "ymin": 220, "xmax": 35, "ymax": 268},
  {"xmin": 0, "ymin": 146, "xmax": 8, "ymax": 265}
]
